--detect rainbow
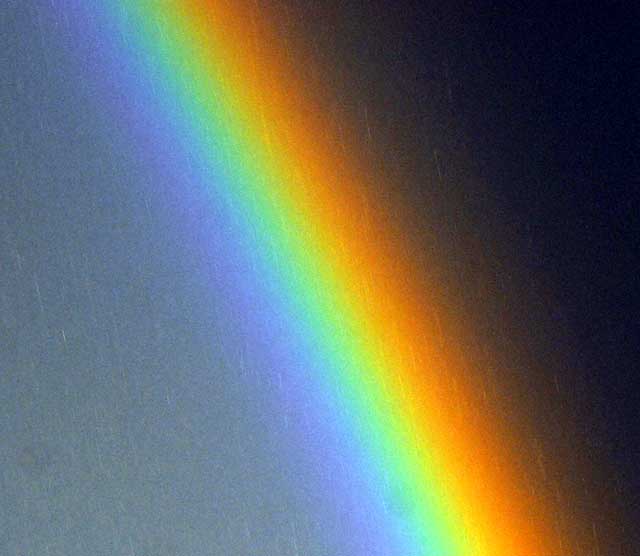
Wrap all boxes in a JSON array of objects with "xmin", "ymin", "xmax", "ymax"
[{"xmin": 58, "ymin": 1, "xmax": 576, "ymax": 554}]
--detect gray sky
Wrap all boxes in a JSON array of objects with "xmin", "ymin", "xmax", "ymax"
[{"xmin": 0, "ymin": 4, "xmax": 348, "ymax": 555}]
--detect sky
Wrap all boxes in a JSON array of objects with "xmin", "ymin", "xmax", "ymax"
[{"xmin": 1, "ymin": 1, "xmax": 637, "ymax": 555}]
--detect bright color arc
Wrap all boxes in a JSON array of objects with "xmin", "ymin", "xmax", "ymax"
[{"xmin": 63, "ymin": 1, "xmax": 574, "ymax": 554}]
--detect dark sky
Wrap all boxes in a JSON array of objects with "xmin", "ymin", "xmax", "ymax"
[
  {"xmin": 1, "ymin": 1, "xmax": 637, "ymax": 554},
  {"xmin": 435, "ymin": 2, "xmax": 638, "ymax": 549},
  {"xmin": 292, "ymin": 1, "xmax": 638, "ymax": 551},
  {"xmin": 449, "ymin": 5, "xmax": 639, "ymax": 549}
]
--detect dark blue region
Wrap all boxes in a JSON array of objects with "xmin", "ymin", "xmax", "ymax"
[
  {"xmin": 290, "ymin": 1, "xmax": 637, "ymax": 552},
  {"xmin": 381, "ymin": 1, "xmax": 638, "ymax": 551}
]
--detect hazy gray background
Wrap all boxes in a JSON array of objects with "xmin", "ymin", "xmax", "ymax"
[{"xmin": 1, "ymin": 4, "xmax": 343, "ymax": 555}]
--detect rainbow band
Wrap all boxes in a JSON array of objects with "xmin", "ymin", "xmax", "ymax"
[{"xmin": 64, "ymin": 1, "xmax": 567, "ymax": 553}]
